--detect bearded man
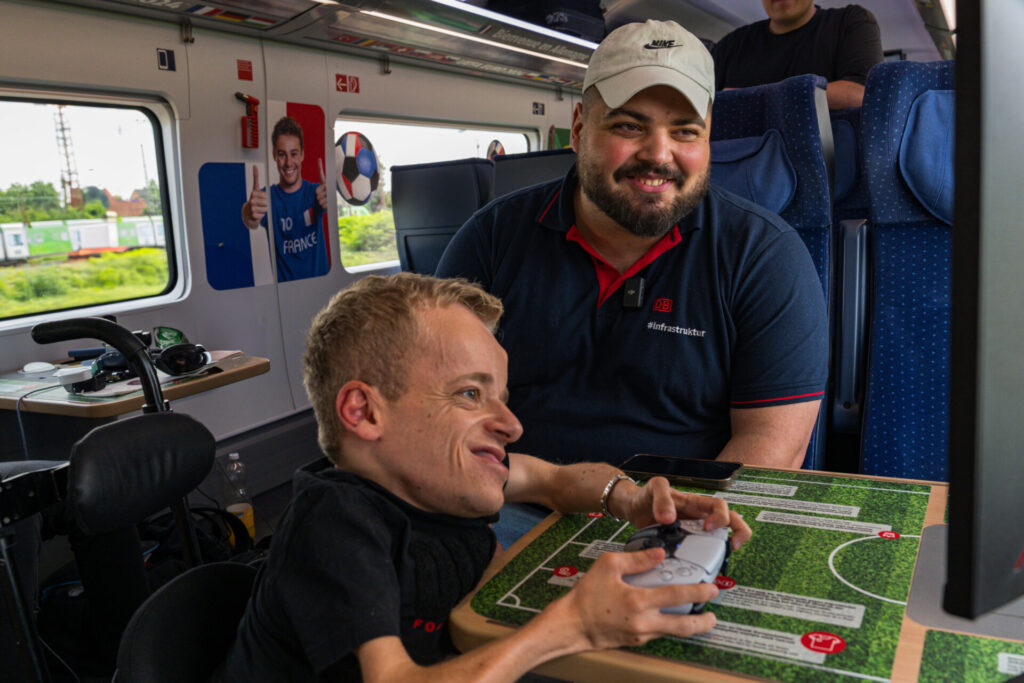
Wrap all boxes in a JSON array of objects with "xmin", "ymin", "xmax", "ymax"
[{"xmin": 436, "ymin": 20, "xmax": 827, "ymax": 545}]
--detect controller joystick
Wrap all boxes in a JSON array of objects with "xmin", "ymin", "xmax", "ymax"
[{"xmin": 622, "ymin": 519, "xmax": 730, "ymax": 614}]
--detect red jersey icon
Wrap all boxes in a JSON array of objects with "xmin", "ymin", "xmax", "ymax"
[{"xmin": 801, "ymin": 631, "xmax": 846, "ymax": 654}]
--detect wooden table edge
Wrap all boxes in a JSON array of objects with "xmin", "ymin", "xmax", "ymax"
[{"xmin": 0, "ymin": 355, "xmax": 270, "ymax": 418}]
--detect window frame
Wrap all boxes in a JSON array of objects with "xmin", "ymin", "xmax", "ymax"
[{"xmin": 0, "ymin": 87, "xmax": 187, "ymax": 331}]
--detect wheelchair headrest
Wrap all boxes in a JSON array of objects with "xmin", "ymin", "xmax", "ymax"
[{"xmin": 69, "ymin": 412, "xmax": 215, "ymax": 534}]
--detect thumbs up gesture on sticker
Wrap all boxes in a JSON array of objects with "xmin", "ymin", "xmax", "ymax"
[
  {"xmin": 315, "ymin": 158, "xmax": 328, "ymax": 212},
  {"xmin": 242, "ymin": 165, "xmax": 268, "ymax": 230}
]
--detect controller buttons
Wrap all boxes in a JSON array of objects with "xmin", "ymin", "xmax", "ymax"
[{"xmin": 660, "ymin": 570, "xmax": 675, "ymax": 582}]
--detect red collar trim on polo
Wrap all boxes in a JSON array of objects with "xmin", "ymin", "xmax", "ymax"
[{"xmin": 566, "ymin": 225, "xmax": 683, "ymax": 308}]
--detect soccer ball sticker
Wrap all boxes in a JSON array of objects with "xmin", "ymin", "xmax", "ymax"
[
  {"xmin": 486, "ymin": 139, "xmax": 505, "ymax": 160},
  {"xmin": 335, "ymin": 131, "xmax": 380, "ymax": 206}
]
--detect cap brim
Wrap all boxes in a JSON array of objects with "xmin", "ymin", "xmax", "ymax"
[{"xmin": 593, "ymin": 65, "xmax": 711, "ymax": 116}]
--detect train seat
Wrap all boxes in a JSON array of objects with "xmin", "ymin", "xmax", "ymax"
[
  {"xmin": 829, "ymin": 106, "xmax": 871, "ymax": 444},
  {"xmin": 710, "ymin": 129, "xmax": 798, "ymax": 215},
  {"xmin": 492, "ymin": 148, "xmax": 577, "ymax": 199},
  {"xmin": 391, "ymin": 158, "xmax": 494, "ymax": 275},
  {"xmin": 710, "ymin": 74, "xmax": 835, "ymax": 470},
  {"xmin": 860, "ymin": 60, "xmax": 955, "ymax": 480}
]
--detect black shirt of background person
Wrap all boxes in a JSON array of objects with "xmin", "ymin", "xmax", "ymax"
[
  {"xmin": 712, "ymin": 5, "xmax": 883, "ymax": 89},
  {"xmin": 218, "ymin": 469, "xmax": 496, "ymax": 681}
]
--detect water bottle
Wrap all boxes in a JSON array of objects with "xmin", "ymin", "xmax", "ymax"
[{"xmin": 224, "ymin": 452, "xmax": 255, "ymax": 541}]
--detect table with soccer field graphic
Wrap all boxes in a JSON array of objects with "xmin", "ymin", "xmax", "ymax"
[{"xmin": 450, "ymin": 468, "xmax": 1024, "ymax": 682}]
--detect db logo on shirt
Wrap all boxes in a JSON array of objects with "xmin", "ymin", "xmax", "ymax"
[{"xmin": 652, "ymin": 298, "xmax": 673, "ymax": 313}]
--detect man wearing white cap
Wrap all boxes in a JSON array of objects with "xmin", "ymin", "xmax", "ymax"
[{"xmin": 438, "ymin": 20, "xmax": 827, "ymax": 543}]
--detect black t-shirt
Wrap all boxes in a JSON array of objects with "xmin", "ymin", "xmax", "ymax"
[
  {"xmin": 218, "ymin": 468, "xmax": 497, "ymax": 681},
  {"xmin": 712, "ymin": 5, "xmax": 883, "ymax": 89}
]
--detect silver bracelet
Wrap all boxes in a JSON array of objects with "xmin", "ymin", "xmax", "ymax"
[{"xmin": 600, "ymin": 473, "xmax": 636, "ymax": 523}]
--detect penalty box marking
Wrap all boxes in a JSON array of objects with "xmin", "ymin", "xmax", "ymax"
[{"xmin": 497, "ymin": 517, "xmax": 630, "ymax": 612}]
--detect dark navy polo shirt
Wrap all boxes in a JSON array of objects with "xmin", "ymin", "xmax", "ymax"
[{"xmin": 436, "ymin": 168, "xmax": 827, "ymax": 466}]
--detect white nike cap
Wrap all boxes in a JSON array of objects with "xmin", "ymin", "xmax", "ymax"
[{"xmin": 584, "ymin": 20, "xmax": 715, "ymax": 115}]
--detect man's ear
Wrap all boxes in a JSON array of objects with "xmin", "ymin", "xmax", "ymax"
[
  {"xmin": 335, "ymin": 380, "xmax": 383, "ymax": 441},
  {"xmin": 570, "ymin": 101, "xmax": 584, "ymax": 152}
]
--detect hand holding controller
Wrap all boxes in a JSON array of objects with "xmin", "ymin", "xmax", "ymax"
[{"xmin": 622, "ymin": 519, "xmax": 730, "ymax": 614}]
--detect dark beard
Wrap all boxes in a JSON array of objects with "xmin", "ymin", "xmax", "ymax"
[{"xmin": 577, "ymin": 158, "xmax": 709, "ymax": 238}]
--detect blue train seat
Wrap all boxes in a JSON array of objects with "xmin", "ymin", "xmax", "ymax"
[
  {"xmin": 710, "ymin": 74, "xmax": 835, "ymax": 470},
  {"xmin": 711, "ymin": 74, "xmax": 834, "ymax": 299},
  {"xmin": 492, "ymin": 149, "xmax": 576, "ymax": 199},
  {"xmin": 391, "ymin": 158, "xmax": 493, "ymax": 274},
  {"xmin": 860, "ymin": 60, "xmax": 955, "ymax": 480},
  {"xmin": 830, "ymin": 106, "xmax": 871, "ymax": 441}
]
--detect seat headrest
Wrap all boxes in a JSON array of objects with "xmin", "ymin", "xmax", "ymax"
[
  {"xmin": 711, "ymin": 129, "xmax": 796, "ymax": 215},
  {"xmin": 898, "ymin": 90, "xmax": 955, "ymax": 225},
  {"xmin": 391, "ymin": 157, "xmax": 494, "ymax": 225}
]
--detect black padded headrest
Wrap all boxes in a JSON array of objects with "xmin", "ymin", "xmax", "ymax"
[
  {"xmin": 492, "ymin": 149, "xmax": 576, "ymax": 198},
  {"xmin": 69, "ymin": 412, "xmax": 215, "ymax": 534},
  {"xmin": 391, "ymin": 157, "xmax": 494, "ymax": 227}
]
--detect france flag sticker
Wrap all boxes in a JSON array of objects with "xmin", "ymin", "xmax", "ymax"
[{"xmin": 198, "ymin": 161, "xmax": 274, "ymax": 290}]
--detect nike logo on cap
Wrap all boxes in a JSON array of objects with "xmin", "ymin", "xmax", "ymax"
[{"xmin": 644, "ymin": 40, "xmax": 680, "ymax": 49}]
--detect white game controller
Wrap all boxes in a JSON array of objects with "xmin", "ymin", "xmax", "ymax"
[{"xmin": 622, "ymin": 519, "xmax": 730, "ymax": 614}]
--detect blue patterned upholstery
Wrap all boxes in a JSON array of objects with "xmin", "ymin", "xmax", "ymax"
[
  {"xmin": 860, "ymin": 60, "xmax": 955, "ymax": 480},
  {"xmin": 712, "ymin": 74, "xmax": 833, "ymax": 300},
  {"xmin": 829, "ymin": 107, "xmax": 871, "ymax": 440},
  {"xmin": 831, "ymin": 107, "xmax": 871, "ymax": 221},
  {"xmin": 712, "ymin": 74, "xmax": 833, "ymax": 470},
  {"xmin": 711, "ymin": 130, "xmax": 797, "ymax": 215}
]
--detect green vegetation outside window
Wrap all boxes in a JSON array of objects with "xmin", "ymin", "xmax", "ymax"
[{"xmin": 0, "ymin": 99, "xmax": 172, "ymax": 320}]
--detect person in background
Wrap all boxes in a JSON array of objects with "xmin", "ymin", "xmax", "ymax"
[{"xmin": 712, "ymin": 1, "xmax": 883, "ymax": 109}]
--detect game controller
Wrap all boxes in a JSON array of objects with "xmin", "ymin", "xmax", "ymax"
[{"xmin": 622, "ymin": 519, "xmax": 730, "ymax": 614}]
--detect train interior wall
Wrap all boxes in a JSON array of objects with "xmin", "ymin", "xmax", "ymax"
[{"xmin": 0, "ymin": 0, "xmax": 576, "ymax": 495}]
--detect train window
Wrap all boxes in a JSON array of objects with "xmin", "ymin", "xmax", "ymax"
[
  {"xmin": 333, "ymin": 118, "xmax": 529, "ymax": 269},
  {"xmin": 0, "ymin": 98, "xmax": 173, "ymax": 321}
]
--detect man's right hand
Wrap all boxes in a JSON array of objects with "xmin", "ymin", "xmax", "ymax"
[
  {"xmin": 241, "ymin": 165, "xmax": 267, "ymax": 230},
  {"xmin": 554, "ymin": 547, "xmax": 719, "ymax": 651},
  {"xmin": 356, "ymin": 546, "xmax": 719, "ymax": 683}
]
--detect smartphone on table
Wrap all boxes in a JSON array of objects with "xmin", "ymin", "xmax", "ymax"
[{"xmin": 619, "ymin": 454, "xmax": 743, "ymax": 490}]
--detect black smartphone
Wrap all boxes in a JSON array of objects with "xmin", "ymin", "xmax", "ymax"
[{"xmin": 619, "ymin": 454, "xmax": 743, "ymax": 490}]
